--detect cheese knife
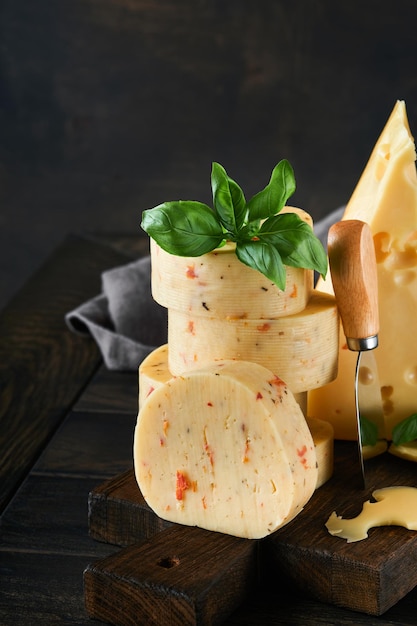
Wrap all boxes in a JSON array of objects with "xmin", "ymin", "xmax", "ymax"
[{"xmin": 328, "ymin": 219, "xmax": 380, "ymax": 490}]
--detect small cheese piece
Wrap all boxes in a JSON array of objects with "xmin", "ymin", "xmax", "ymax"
[
  {"xmin": 326, "ymin": 486, "xmax": 417, "ymax": 542},
  {"xmin": 306, "ymin": 417, "xmax": 334, "ymax": 488},
  {"xmin": 308, "ymin": 100, "xmax": 417, "ymax": 440},
  {"xmin": 167, "ymin": 291, "xmax": 339, "ymax": 393},
  {"xmin": 388, "ymin": 440, "xmax": 417, "ymax": 462},
  {"xmin": 134, "ymin": 360, "xmax": 318, "ymax": 539},
  {"xmin": 362, "ymin": 439, "xmax": 388, "ymax": 460},
  {"xmin": 138, "ymin": 344, "xmax": 172, "ymax": 408},
  {"xmin": 150, "ymin": 207, "xmax": 313, "ymax": 320}
]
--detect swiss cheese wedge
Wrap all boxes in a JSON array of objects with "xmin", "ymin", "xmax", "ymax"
[{"xmin": 308, "ymin": 100, "xmax": 417, "ymax": 441}]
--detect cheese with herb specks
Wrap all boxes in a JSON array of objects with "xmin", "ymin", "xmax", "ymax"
[
  {"xmin": 167, "ymin": 292, "xmax": 339, "ymax": 393},
  {"xmin": 137, "ymin": 344, "xmax": 334, "ymax": 489},
  {"xmin": 150, "ymin": 207, "xmax": 313, "ymax": 320},
  {"xmin": 134, "ymin": 359, "xmax": 318, "ymax": 539}
]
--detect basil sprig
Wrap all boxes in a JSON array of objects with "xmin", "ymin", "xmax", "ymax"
[{"xmin": 141, "ymin": 160, "xmax": 327, "ymax": 290}]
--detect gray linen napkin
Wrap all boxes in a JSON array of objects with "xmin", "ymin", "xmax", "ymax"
[
  {"xmin": 65, "ymin": 207, "xmax": 344, "ymax": 371},
  {"xmin": 65, "ymin": 256, "xmax": 167, "ymax": 370}
]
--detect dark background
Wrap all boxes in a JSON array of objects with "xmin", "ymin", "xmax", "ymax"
[{"xmin": 1, "ymin": 0, "xmax": 417, "ymax": 310}]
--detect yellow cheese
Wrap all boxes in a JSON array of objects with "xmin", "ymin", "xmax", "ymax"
[
  {"xmin": 138, "ymin": 344, "xmax": 172, "ymax": 408},
  {"xmin": 362, "ymin": 439, "xmax": 388, "ymax": 460},
  {"xmin": 167, "ymin": 291, "xmax": 339, "ymax": 393},
  {"xmin": 325, "ymin": 486, "xmax": 417, "ymax": 542},
  {"xmin": 150, "ymin": 207, "xmax": 314, "ymax": 320},
  {"xmin": 138, "ymin": 344, "xmax": 311, "ymax": 411},
  {"xmin": 306, "ymin": 417, "xmax": 334, "ymax": 488},
  {"xmin": 308, "ymin": 100, "xmax": 417, "ymax": 440},
  {"xmin": 388, "ymin": 440, "xmax": 417, "ymax": 461},
  {"xmin": 134, "ymin": 359, "xmax": 318, "ymax": 539},
  {"xmin": 138, "ymin": 345, "xmax": 334, "ymax": 488}
]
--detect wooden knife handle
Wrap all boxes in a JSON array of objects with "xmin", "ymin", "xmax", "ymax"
[{"xmin": 328, "ymin": 219, "xmax": 379, "ymax": 348}]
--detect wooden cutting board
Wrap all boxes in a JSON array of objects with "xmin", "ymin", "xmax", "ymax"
[{"xmin": 84, "ymin": 442, "xmax": 417, "ymax": 624}]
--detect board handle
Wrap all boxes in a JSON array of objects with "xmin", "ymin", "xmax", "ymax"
[{"xmin": 328, "ymin": 219, "xmax": 379, "ymax": 351}]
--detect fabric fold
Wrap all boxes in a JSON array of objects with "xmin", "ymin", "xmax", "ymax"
[{"xmin": 65, "ymin": 256, "xmax": 167, "ymax": 370}]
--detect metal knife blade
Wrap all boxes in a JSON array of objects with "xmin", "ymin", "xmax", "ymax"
[
  {"xmin": 328, "ymin": 219, "xmax": 380, "ymax": 490},
  {"xmin": 357, "ymin": 349, "xmax": 385, "ymax": 443}
]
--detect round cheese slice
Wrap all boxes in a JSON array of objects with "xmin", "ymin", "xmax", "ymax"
[
  {"xmin": 138, "ymin": 346, "xmax": 334, "ymax": 487},
  {"xmin": 150, "ymin": 208, "xmax": 314, "ymax": 320},
  {"xmin": 167, "ymin": 291, "xmax": 339, "ymax": 393},
  {"xmin": 134, "ymin": 359, "xmax": 318, "ymax": 539}
]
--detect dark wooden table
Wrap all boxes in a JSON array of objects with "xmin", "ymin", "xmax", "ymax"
[{"xmin": 1, "ymin": 233, "xmax": 417, "ymax": 625}]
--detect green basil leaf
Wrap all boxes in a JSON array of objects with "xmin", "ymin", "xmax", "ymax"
[
  {"xmin": 211, "ymin": 162, "xmax": 246, "ymax": 234},
  {"xmin": 360, "ymin": 415, "xmax": 379, "ymax": 447},
  {"xmin": 246, "ymin": 159, "xmax": 296, "ymax": 222},
  {"xmin": 141, "ymin": 161, "xmax": 327, "ymax": 285},
  {"xmin": 257, "ymin": 213, "xmax": 297, "ymax": 255},
  {"xmin": 392, "ymin": 413, "xmax": 417, "ymax": 445},
  {"xmin": 141, "ymin": 201, "xmax": 224, "ymax": 256},
  {"xmin": 282, "ymin": 234, "xmax": 328, "ymax": 278},
  {"xmin": 237, "ymin": 219, "xmax": 261, "ymax": 242},
  {"xmin": 235, "ymin": 240, "xmax": 286, "ymax": 290},
  {"xmin": 258, "ymin": 213, "xmax": 328, "ymax": 277}
]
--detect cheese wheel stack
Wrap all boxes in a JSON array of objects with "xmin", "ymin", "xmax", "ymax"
[
  {"xmin": 134, "ymin": 206, "xmax": 338, "ymax": 538},
  {"xmin": 150, "ymin": 207, "xmax": 338, "ymax": 394}
]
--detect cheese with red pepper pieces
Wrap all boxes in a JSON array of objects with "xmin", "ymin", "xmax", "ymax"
[
  {"xmin": 167, "ymin": 292, "xmax": 339, "ymax": 393},
  {"xmin": 139, "ymin": 343, "xmax": 305, "ymax": 412},
  {"xmin": 150, "ymin": 207, "xmax": 313, "ymax": 320},
  {"xmin": 134, "ymin": 359, "xmax": 318, "ymax": 539},
  {"xmin": 308, "ymin": 100, "xmax": 417, "ymax": 442},
  {"xmin": 138, "ymin": 345, "xmax": 334, "ymax": 489}
]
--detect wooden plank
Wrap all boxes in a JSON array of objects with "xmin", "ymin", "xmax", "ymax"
[
  {"xmin": 84, "ymin": 525, "xmax": 258, "ymax": 626},
  {"xmin": 0, "ymin": 234, "xmax": 130, "ymax": 512},
  {"xmin": 0, "ymin": 551, "xmax": 109, "ymax": 626},
  {"xmin": 265, "ymin": 442, "xmax": 417, "ymax": 616},
  {"xmin": 0, "ymin": 473, "xmax": 117, "ymax": 556},
  {"xmin": 87, "ymin": 443, "xmax": 417, "ymax": 616},
  {"xmin": 223, "ymin": 584, "xmax": 417, "ymax": 626},
  {"xmin": 34, "ymin": 410, "xmax": 135, "ymax": 477},
  {"xmin": 2, "ymin": 548, "xmax": 416, "ymax": 626},
  {"xmin": 0, "ymin": 406, "xmax": 135, "ymax": 551},
  {"xmin": 74, "ymin": 367, "xmax": 139, "ymax": 414},
  {"xmin": 88, "ymin": 469, "xmax": 172, "ymax": 546}
]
